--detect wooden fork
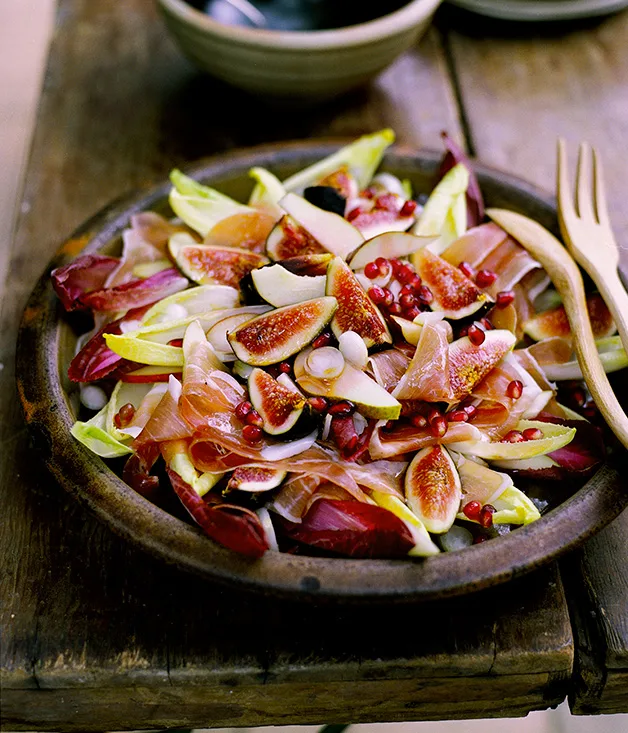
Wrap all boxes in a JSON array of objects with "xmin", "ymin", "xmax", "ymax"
[
  {"xmin": 557, "ymin": 139, "xmax": 628, "ymax": 354},
  {"xmin": 487, "ymin": 207, "xmax": 628, "ymax": 451}
]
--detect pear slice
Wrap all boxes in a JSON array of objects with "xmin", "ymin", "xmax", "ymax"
[{"xmin": 251, "ymin": 264, "xmax": 326, "ymax": 307}]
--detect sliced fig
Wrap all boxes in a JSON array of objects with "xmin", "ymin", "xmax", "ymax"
[
  {"xmin": 248, "ymin": 368, "xmax": 306, "ymax": 435},
  {"xmin": 228, "ymin": 296, "xmax": 337, "ymax": 365},
  {"xmin": 448, "ymin": 330, "xmax": 516, "ymax": 402},
  {"xmin": 523, "ymin": 293, "xmax": 615, "ymax": 342},
  {"xmin": 279, "ymin": 193, "xmax": 364, "ymax": 261},
  {"xmin": 304, "ymin": 185, "xmax": 347, "ymax": 216},
  {"xmin": 326, "ymin": 257, "xmax": 391, "ymax": 347},
  {"xmin": 405, "ymin": 445, "xmax": 461, "ymax": 534},
  {"xmin": 316, "ymin": 167, "xmax": 358, "ymax": 200},
  {"xmin": 251, "ymin": 264, "xmax": 326, "ymax": 307},
  {"xmin": 169, "ymin": 233, "xmax": 269, "ymax": 287},
  {"xmin": 348, "ymin": 232, "xmax": 435, "ymax": 271},
  {"xmin": 204, "ymin": 210, "xmax": 277, "ymax": 253},
  {"xmin": 279, "ymin": 253, "xmax": 333, "ymax": 277},
  {"xmin": 265, "ymin": 215, "xmax": 327, "ymax": 261},
  {"xmin": 348, "ymin": 197, "xmax": 416, "ymax": 241},
  {"xmin": 412, "ymin": 248, "xmax": 490, "ymax": 319},
  {"xmin": 227, "ymin": 466, "xmax": 287, "ymax": 492}
]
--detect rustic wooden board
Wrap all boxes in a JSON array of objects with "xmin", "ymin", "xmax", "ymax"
[
  {"xmin": 0, "ymin": 0, "xmax": 577, "ymax": 730},
  {"xmin": 563, "ymin": 508, "xmax": 628, "ymax": 715}
]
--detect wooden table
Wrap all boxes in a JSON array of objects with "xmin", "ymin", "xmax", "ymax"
[{"xmin": 1, "ymin": 1, "xmax": 627, "ymax": 729}]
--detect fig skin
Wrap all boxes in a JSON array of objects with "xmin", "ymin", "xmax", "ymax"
[
  {"xmin": 265, "ymin": 215, "xmax": 326, "ymax": 261},
  {"xmin": 248, "ymin": 368, "xmax": 306, "ymax": 436},
  {"xmin": 524, "ymin": 293, "xmax": 615, "ymax": 342},
  {"xmin": 326, "ymin": 257, "xmax": 392, "ymax": 348}
]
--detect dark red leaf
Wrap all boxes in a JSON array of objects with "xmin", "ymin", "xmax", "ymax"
[
  {"xmin": 438, "ymin": 131, "xmax": 485, "ymax": 228},
  {"xmin": 68, "ymin": 305, "xmax": 150, "ymax": 382},
  {"xmin": 280, "ymin": 499, "xmax": 414, "ymax": 558},
  {"xmin": 52, "ymin": 254, "xmax": 120, "ymax": 311},
  {"xmin": 78, "ymin": 268, "xmax": 189, "ymax": 312},
  {"xmin": 166, "ymin": 467, "xmax": 269, "ymax": 558},
  {"xmin": 536, "ymin": 412, "xmax": 606, "ymax": 473}
]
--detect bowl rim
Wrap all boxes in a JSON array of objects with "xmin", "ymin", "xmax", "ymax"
[
  {"xmin": 17, "ymin": 140, "xmax": 628, "ymax": 603},
  {"xmin": 156, "ymin": 0, "xmax": 443, "ymax": 49}
]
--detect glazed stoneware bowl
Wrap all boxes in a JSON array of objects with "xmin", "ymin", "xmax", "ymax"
[
  {"xmin": 17, "ymin": 141, "xmax": 628, "ymax": 603},
  {"xmin": 156, "ymin": 0, "xmax": 442, "ymax": 99}
]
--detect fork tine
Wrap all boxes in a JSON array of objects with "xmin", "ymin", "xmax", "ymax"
[
  {"xmin": 592, "ymin": 146, "xmax": 612, "ymax": 229},
  {"xmin": 576, "ymin": 142, "xmax": 596, "ymax": 221},
  {"xmin": 557, "ymin": 138, "xmax": 577, "ymax": 223}
]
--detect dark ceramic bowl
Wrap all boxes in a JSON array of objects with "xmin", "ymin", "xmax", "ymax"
[{"xmin": 17, "ymin": 141, "xmax": 628, "ymax": 602}]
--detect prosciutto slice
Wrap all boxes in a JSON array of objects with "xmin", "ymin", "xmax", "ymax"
[
  {"xmin": 270, "ymin": 474, "xmax": 323, "ymax": 523},
  {"xmin": 369, "ymin": 420, "xmax": 483, "ymax": 460},
  {"xmin": 369, "ymin": 349, "xmax": 412, "ymax": 392},
  {"xmin": 441, "ymin": 223, "xmax": 507, "ymax": 268},
  {"xmin": 476, "ymin": 237, "xmax": 541, "ymax": 297},
  {"xmin": 392, "ymin": 321, "xmax": 453, "ymax": 402}
]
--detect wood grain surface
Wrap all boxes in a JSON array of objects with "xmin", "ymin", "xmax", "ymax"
[{"xmin": 1, "ymin": 0, "xmax": 628, "ymax": 728}]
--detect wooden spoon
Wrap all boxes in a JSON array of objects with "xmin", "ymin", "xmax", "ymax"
[{"xmin": 487, "ymin": 207, "xmax": 628, "ymax": 450}]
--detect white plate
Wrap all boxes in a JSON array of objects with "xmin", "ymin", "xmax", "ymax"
[{"xmin": 447, "ymin": 0, "xmax": 628, "ymax": 21}]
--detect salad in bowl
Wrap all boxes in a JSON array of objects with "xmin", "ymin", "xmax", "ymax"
[{"xmin": 49, "ymin": 130, "xmax": 625, "ymax": 562}]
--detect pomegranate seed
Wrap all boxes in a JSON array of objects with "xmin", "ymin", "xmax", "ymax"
[
  {"xmin": 403, "ymin": 306, "xmax": 421, "ymax": 321},
  {"xmin": 570, "ymin": 386, "xmax": 587, "ymax": 408},
  {"xmin": 447, "ymin": 409, "xmax": 469, "ymax": 423},
  {"xmin": 399, "ymin": 284, "xmax": 416, "ymax": 297},
  {"xmin": 235, "ymin": 401, "xmax": 253, "ymax": 420},
  {"xmin": 167, "ymin": 338, "xmax": 183, "ymax": 347},
  {"xmin": 400, "ymin": 293, "xmax": 416, "ymax": 308},
  {"xmin": 503, "ymin": 430, "xmax": 525, "ymax": 443},
  {"xmin": 113, "ymin": 403, "xmax": 136, "ymax": 429},
  {"xmin": 312, "ymin": 332, "xmax": 332, "ymax": 349},
  {"xmin": 328, "ymin": 401, "xmax": 355, "ymax": 416},
  {"xmin": 361, "ymin": 187, "xmax": 376, "ymax": 199},
  {"xmin": 479, "ymin": 504, "xmax": 496, "ymax": 528},
  {"xmin": 523, "ymin": 428, "xmax": 544, "ymax": 441},
  {"xmin": 475, "ymin": 269, "xmax": 497, "ymax": 288},
  {"xmin": 458, "ymin": 261, "xmax": 475, "ymax": 279},
  {"xmin": 134, "ymin": 474, "xmax": 160, "ymax": 494},
  {"xmin": 368, "ymin": 286, "xmax": 386, "ymax": 304},
  {"xmin": 496, "ymin": 290, "xmax": 515, "ymax": 308},
  {"xmin": 463, "ymin": 501, "xmax": 482, "ymax": 521},
  {"xmin": 347, "ymin": 207, "xmax": 362, "ymax": 222},
  {"xmin": 383, "ymin": 419, "xmax": 396, "ymax": 431},
  {"xmin": 459, "ymin": 326, "xmax": 469, "ymax": 338},
  {"xmin": 344, "ymin": 435, "xmax": 359, "ymax": 453},
  {"xmin": 246, "ymin": 409, "xmax": 264, "ymax": 427},
  {"xmin": 387, "ymin": 303, "xmax": 402, "ymax": 315},
  {"xmin": 389, "ymin": 258, "xmax": 404, "ymax": 275},
  {"xmin": 506, "ymin": 380, "xmax": 524, "ymax": 400},
  {"xmin": 417, "ymin": 285, "xmax": 433, "ymax": 304},
  {"xmin": 464, "ymin": 404, "xmax": 479, "ymax": 420},
  {"xmin": 400, "ymin": 199, "xmax": 417, "ymax": 217},
  {"xmin": 583, "ymin": 404, "xmax": 598, "ymax": 419},
  {"xmin": 427, "ymin": 407, "xmax": 441, "ymax": 423},
  {"xmin": 375, "ymin": 256, "xmax": 390, "ymax": 274},
  {"xmin": 382, "ymin": 288, "xmax": 395, "ymax": 307},
  {"xmin": 468, "ymin": 324, "xmax": 486, "ymax": 346},
  {"xmin": 430, "ymin": 416, "xmax": 449, "ymax": 438},
  {"xmin": 473, "ymin": 535, "xmax": 488, "ymax": 544},
  {"xmin": 398, "ymin": 265, "xmax": 415, "ymax": 284},
  {"xmin": 411, "ymin": 414, "xmax": 427, "ymax": 428},
  {"xmin": 479, "ymin": 317, "xmax": 494, "ymax": 331},
  {"xmin": 364, "ymin": 261, "xmax": 380, "ymax": 279},
  {"xmin": 308, "ymin": 396, "xmax": 329, "ymax": 413},
  {"xmin": 279, "ymin": 361, "xmax": 292, "ymax": 374},
  {"xmin": 242, "ymin": 424, "xmax": 263, "ymax": 444},
  {"xmin": 409, "ymin": 275, "xmax": 422, "ymax": 290}
]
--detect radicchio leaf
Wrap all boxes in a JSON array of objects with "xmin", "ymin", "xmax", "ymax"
[
  {"xmin": 537, "ymin": 412, "xmax": 606, "ymax": 474},
  {"xmin": 279, "ymin": 499, "xmax": 414, "ymax": 558},
  {"xmin": 79, "ymin": 268, "xmax": 189, "ymax": 312},
  {"xmin": 52, "ymin": 254, "xmax": 120, "ymax": 311},
  {"xmin": 167, "ymin": 467, "xmax": 269, "ymax": 558},
  {"xmin": 438, "ymin": 131, "xmax": 485, "ymax": 228},
  {"xmin": 68, "ymin": 305, "xmax": 149, "ymax": 382}
]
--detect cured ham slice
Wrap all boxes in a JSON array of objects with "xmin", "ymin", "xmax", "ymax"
[
  {"xmin": 130, "ymin": 211, "xmax": 195, "ymax": 252},
  {"xmin": 369, "ymin": 349, "xmax": 412, "ymax": 392},
  {"xmin": 270, "ymin": 474, "xmax": 323, "ymax": 523},
  {"xmin": 441, "ymin": 223, "xmax": 507, "ymax": 268},
  {"xmin": 392, "ymin": 321, "xmax": 453, "ymax": 402},
  {"xmin": 369, "ymin": 420, "xmax": 483, "ymax": 460},
  {"xmin": 133, "ymin": 387, "xmax": 192, "ymax": 459},
  {"xmin": 476, "ymin": 237, "xmax": 541, "ymax": 297}
]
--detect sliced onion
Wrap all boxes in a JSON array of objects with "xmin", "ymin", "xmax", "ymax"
[
  {"xmin": 439, "ymin": 525, "xmax": 474, "ymax": 552},
  {"xmin": 352, "ymin": 411, "xmax": 368, "ymax": 435},
  {"xmin": 305, "ymin": 347, "xmax": 345, "ymax": 379},
  {"xmin": 322, "ymin": 413, "xmax": 333, "ymax": 441},
  {"xmin": 168, "ymin": 374, "xmax": 182, "ymax": 402},
  {"xmin": 338, "ymin": 331, "xmax": 368, "ymax": 369},
  {"xmin": 256, "ymin": 506, "xmax": 279, "ymax": 552},
  {"xmin": 80, "ymin": 385, "xmax": 108, "ymax": 411},
  {"xmin": 261, "ymin": 430, "xmax": 318, "ymax": 461}
]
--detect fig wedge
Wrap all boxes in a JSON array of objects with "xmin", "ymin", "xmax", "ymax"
[
  {"xmin": 280, "ymin": 253, "xmax": 333, "ymax": 277},
  {"xmin": 265, "ymin": 215, "xmax": 327, "ymax": 261},
  {"xmin": 227, "ymin": 297, "xmax": 337, "ymax": 366},
  {"xmin": 280, "ymin": 193, "xmax": 364, "ymax": 261},
  {"xmin": 412, "ymin": 248, "xmax": 490, "ymax": 319},
  {"xmin": 405, "ymin": 445, "xmax": 461, "ymax": 534},
  {"xmin": 251, "ymin": 264, "xmax": 326, "ymax": 307},
  {"xmin": 448, "ymin": 330, "xmax": 516, "ymax": 402},
  {"xmin": 326, "ymin": 257, "xmax": 391, "ymax": 347},
  {"xmin": 248, "ymin": 368, "xmax": 307, "ymax": 435},
  {"xmin": 227, "ymin": 466, "xmax": 287, "ymax": 492},
  {"xmin": 523, "ymin": 293, "xmax": 615, "ymax": 342},
  {"xmin": 169, "ymin": 232, "xmax": 268, "ymax": 287}
]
